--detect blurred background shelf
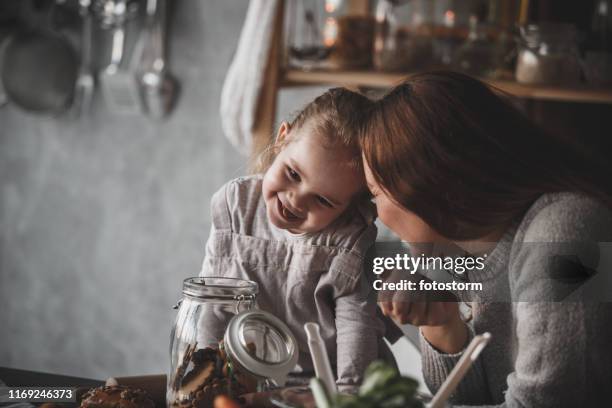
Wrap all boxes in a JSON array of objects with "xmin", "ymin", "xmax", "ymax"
[
  {"xmin": 250, "ymin": 0, "xmax": 612, "ymax": 161},
  {"xmin": 282, "ymin": 69, "xmax": 612, "ymax": 104}
]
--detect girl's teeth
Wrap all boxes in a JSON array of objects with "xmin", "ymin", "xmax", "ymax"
[{"xmin": 283, "ymin": 207, "xmax": 296, "ymax": 219}]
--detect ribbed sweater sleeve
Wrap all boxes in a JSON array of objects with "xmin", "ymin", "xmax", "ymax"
[
  {"xmin": 420, "ymin": 324, "xmax": 492, "ymax": 406},
  {"xmin": 419, "ymin": 193, "xmax": 612, "ymax": 407}
]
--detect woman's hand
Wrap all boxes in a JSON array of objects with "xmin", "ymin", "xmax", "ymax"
[
  {"xmin": 377, "ymin": 271, "xmax": 469, "ymax": 353},
  {"xmin": 379, "ymin": 300, "xmax": 469, "ymax": 354},
  {"xmin": 378, "ymin": 299, "xmax": 458, "ymax": 326}
]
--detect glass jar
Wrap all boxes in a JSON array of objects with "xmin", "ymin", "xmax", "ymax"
[
  {"xmin": 286, "ymin": 0, "xmax": 331, "ymax": 70},
  {"xmin": 585, "ymin": 0, "xmax": 612, "ymax": 85},
  {"xmin": 432, "ymin": 0, "xmax": 471, "ymax": 65},
  {"xmin": 167, "ymin": 277, "xmax": 258, "ymax": 407},
  {"xmin": 373, "ymin": 0, "xmax": 435, "ymax": 71},
  {"xmin": 287, "ymin": 0, "xmax": 375, "ymax": 70},
  {"xmin": 452, "ymin": 1, "xmax": 501, "ymax": 78},
  {"xmin": 515, "ymin": 23, "xmax": 582, "ymax": 86},
  {"xmin": 168, "ymin": 277, "xmax": 299, "ymax": 407},
  {"xmin": 327, "ymin": 0, "xmax": 375, "ymax": 69}
]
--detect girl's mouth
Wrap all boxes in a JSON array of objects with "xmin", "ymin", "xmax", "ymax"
[{"xmin": 277, "ymin": 197, "xmax": 301, "ymax": 222}]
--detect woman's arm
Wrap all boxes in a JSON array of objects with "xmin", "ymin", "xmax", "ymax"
[
  {"xmin": 377, "ymin": 282, "xmax": 490, "ymax": 403},
  {"xmin": 419, "ymin": 319, "xmax": 491, "ymax": 406},
  {"xmin": 423, "ymin": 239, "xmax": 612, "ymax": 407},
  {"xmin": 435, "ymin": 302, "xmax": 610, "ymax": 408}
]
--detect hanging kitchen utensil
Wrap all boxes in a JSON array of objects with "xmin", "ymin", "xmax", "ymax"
[
  {"xmin": 72, "ymin": 0, "xmax": 94, "ymax": 116},
  {"xmin": 92, "ymin": 0, "xmax": 139, "ymax": 28},
  {"xmin": 99, "ymin": 0, "xmax": 143, "ymax": 114},
  {"xmin": 0, "ymin": 28, "xmax": 11, "ymax": 108},
  {"xmin": 0, "ymin": 1, "xmax": 23, "ymax": 108},
  {"xmin": 140, "ymin": 0, "xmax": 177, "ymax": 118},
  {"xmin": 1, "ymin": 0, "xmax": 78, "ymax": 114}
]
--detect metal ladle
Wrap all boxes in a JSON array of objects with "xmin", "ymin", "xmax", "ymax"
[
  {"xmin": 72, "ymin": 0, "xmax": 94, "ymax": 116},
  {"xmin": 140, "ymin": 0, "xmax": 176, "ymax": 118}
]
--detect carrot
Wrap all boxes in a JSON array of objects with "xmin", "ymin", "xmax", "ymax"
[{"xmin": 214, "ymin": 395, "xmax": 241, "ymax": 408}]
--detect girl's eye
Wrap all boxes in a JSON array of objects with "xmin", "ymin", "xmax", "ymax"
[
  {"xmin": 287, "ymin": 167, "xmax": 300, "ymax": 181},
  {"xmin": 317, "ymin": 196, "xmax": 333, "ymax": 208}
]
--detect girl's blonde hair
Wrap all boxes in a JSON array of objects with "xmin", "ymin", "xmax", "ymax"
[{"xmin": 255, "ymin": 87, "xmax": 373, "ymax": 173}]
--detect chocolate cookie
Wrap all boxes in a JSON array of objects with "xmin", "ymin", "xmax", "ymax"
[
  {"xmin": 79, "ymin": 385, "xmax": 155, "ymax": 408},
  {"xmin": 169, "ymin": 345, "xmax": 252, "ymax": 408}
]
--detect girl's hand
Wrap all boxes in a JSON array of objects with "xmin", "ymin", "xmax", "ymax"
[{"xmin": 379, "ymin": 300, "xmax": 468, "ymax": 354}]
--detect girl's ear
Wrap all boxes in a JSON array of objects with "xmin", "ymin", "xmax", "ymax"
[{"xmin": 274, "ymin": 122, "xmax": 291, "ymax": 147}]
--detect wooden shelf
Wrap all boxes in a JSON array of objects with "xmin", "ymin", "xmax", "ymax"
[
  {"xmin": 282, "ymin": 69, "xmax": 612, "ymax": 104},
  {"xmin": 250, "ymin": 0, "xmax": 611, "ymax": 162}
]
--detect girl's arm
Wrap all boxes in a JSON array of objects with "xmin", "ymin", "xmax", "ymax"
[
  {"xmin": 200, "ymin": 224, "xmax": 215, "ymax": 275},
  {"xmin": 334, "ymin": 279, "xmax": 385, "ymax": 391}
]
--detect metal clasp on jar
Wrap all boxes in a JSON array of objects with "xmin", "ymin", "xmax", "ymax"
[{"xmin": 234, "ymin": 294, "xmax": 256, "ymax": 314}]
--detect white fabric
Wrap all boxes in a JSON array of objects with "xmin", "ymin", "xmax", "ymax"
[{"xmin": 219, "ymin": 0, "xmax": 280, "ymax": 156}]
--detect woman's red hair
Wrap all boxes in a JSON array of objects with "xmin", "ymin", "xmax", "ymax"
[{"xmin": 360, "ymin": 71, "xmax": 611, "ymax": 240}]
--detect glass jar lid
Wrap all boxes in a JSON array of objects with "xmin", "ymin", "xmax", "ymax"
[
  {"xmin": 182, "ymin": 277, "xmax": 258, "ymax": 300},
  {"xmin": 224, "ymin": 310, "xmax": 299, "ymax": 386},
  {"xmin": 519, "ymin": 23, "xmax": 579, "ymax": 49}
]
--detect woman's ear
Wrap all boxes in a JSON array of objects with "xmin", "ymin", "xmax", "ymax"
[{"xmin": 274, "ymin": 122, "xmax": 291, "ymax": 149}]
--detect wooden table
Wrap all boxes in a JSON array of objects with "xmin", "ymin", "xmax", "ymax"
[
  {"xmin": 0, "ymin": 367, "xmax": 315, "ymax": 407},
  {"xmin": 0, "ymin": 367, "xmax": 104, "ymax": 389},
  {"xmin": 0, "ymin": 366, "xmax": 104, "ymax": 407}
]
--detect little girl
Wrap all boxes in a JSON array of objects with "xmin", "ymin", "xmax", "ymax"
[{"xmin": 199, "ymin": 88, "xmax": 397, "ymax": 389}]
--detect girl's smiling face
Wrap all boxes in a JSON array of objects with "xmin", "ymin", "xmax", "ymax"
[{"xmin": 262, "ymin": 123, "xmax": 364, "ymax": 234}]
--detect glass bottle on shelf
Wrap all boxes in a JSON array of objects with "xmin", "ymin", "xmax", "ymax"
[
  {"xmin": 287, "ymin": 0, "xmax": 375, "ymax": 70},
  {"xmin": 327, "ymin": 0, "xmax": 376, "ymax": 69},
  {"xmin": 286, "ymin": 0, "xmax": 331, "ymax": 70},
  {"xmin": 590, "ymin": 0, "xmax": 612, "ymax": 52},
  {"xmin": 432, "ymin": 0, "xmax": 471, "ymax": 66},
  {"xmin": 373, "ymin": 0, "xmax": 435, "ymax": 72},
  {"xmin": 585, "ymin": 0, "xmax": 612, "ymax": 85},
  {"xmin": 515, "ymin": 23, "xmax": 582, "ymax": 86},
  {"xmin": 492, "ymin": 0, "xmax": 521, "ymax": 80},
  {"xmin": 452, "ymin": 1, "xmax": 501, "ymax": 78}
]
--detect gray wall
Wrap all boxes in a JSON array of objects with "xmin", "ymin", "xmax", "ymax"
[
  {"xmin": 0, "ymin": 0, "xmax": 423, "ymax": 385},
  {"xmin": 0, "ymin": 0, "xmax": 296, "ymax": 380}
]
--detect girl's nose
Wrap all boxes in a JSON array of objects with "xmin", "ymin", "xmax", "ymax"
[{"xmin": 287, "ymin": 190, "xmax": 306, "ymax": 212}]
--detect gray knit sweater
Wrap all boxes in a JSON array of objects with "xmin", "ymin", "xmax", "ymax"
[{"xmin": 420, "ymin": 192, "xmax": 612, "ymax": 407}]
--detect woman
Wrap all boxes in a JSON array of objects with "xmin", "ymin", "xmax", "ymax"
[{"xmin": 360, "ymin": 71, "xmax": 612, "ymax": 407}]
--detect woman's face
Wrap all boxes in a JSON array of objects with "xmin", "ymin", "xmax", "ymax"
[{"xmin": 363, "ymin": 158, "xmax": 446, "ymax": 244}]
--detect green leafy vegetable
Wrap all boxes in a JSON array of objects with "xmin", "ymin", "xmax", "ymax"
[{"xmin": 310, "ymin": 361, "xmax": 423, "ymax": 408}]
